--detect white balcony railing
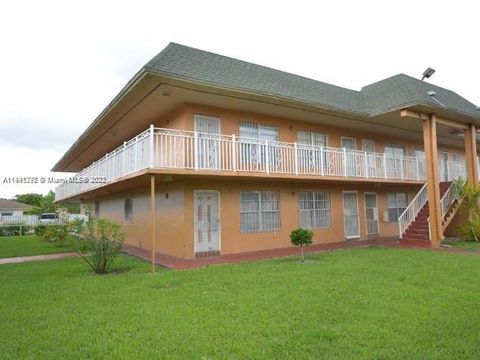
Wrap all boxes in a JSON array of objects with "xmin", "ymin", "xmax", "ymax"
[{"xmin": 55, "ymin": 127, "xmax": 468, "ymax": 201}]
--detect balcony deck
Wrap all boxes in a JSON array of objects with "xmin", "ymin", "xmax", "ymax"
[{"xmin": 55, "ymin": 127, "xmax": 468, "ymax": 201}]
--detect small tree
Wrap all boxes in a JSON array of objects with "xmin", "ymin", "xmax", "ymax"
[
  {"xmin": 290, "ymin": 228, "xmax": 313, "ymax": 263},
  {"xmin": 40, "ymin": 225, "xmax": 69, "ymax": 247},
  {"xmin": 455, "ymin": 179, "xmax": 480, "ymax": 242},
  {"xmin": 73, "ymin": 219, "xmax": 125, "ymax": 274}
]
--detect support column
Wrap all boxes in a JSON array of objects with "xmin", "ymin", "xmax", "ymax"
[
  {"xmin": 150, "ymin": 175, "xmax": 156, "ymax": 273},
  {"xmin": 423, "ymin": 114, "xmax": 443, "ymax": 247},
  {"xmin": 464, "ymin": 124, "xmax": 479, "ymax": 187}
]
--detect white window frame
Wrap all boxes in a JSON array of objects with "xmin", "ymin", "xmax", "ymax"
[
  {"xmin": 387, "ymin": 192, "xmax": 408, "ymax": 223},
  {"xmin": 124, "ymin": 197, "xmax": 133, "ymax": 223},
  {"xmin": 298, "ymin": 191, "xmax": 331, "ymax": 229},
  {"xmin": 240, "ymin": 191, "xmax": 280, "ymax": 233}
]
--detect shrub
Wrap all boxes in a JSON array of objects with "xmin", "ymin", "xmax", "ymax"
[
  {"xmin": 40, "ymin": 225, "xmax": 69, "ymax": 247},
  {"xmin": 459, "ymin": 220, "xmax": 480, "ymax": 242},
  {"xmin": 34, "ymin": 224, "xmax": 47, "ymax": 237},
  {"xmin": 73, "ymin": 219, "xmax": 125, "ymax": 274},
  {"xmin": 290, "ymin": 228, "xmax": 314, "ymax": 263}
]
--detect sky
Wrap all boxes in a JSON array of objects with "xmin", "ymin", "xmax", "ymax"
[{"xmin": 0, "ymin": 0, "xmax": 479, "ymax": 199}]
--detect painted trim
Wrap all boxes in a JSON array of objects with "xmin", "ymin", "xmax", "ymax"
[
  {"xmin": 342, "ymin": 191, "xmax": 360, "ymax": 239},
  {"xmin": 193, "ymin": 190, "xmax": 221, "ymax": 253}
]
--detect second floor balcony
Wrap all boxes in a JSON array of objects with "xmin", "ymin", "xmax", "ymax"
[{"xmin": 55, "ymin": 126, "xmax": 469, "ymax": 201}]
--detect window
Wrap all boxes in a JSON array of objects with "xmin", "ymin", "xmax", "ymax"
[
  {"xmin": 384, "ymin": 144, "xmax": 405, "ymax": 157},
  {"xmin": 298, "ymin": 191, "xmax": 331, "ymax": 229},
  {"xmin": 0, "ymin": 212, "xmax": 12, "ymax": 217},
  {"xmin": 387, "ymin": 192, "xmax": 408, "ymax": 222},
  {"xmin": 94, "ymin": 200, "xmax": 100, "ymax": 218},
  {"xmin": 240, "ymin": 191, "xmax": 280, "ymax": 233},
  {"xmin": 239, "ymin": 123, "xmax": 279, "ymax": 168},
  {"xmin": 297, "ymin": 130, "xmax": 328, "ymax": 173},
  {"xmin": 297, "ymin": 130, "xmax": 327, "ymax": 147},
  {"xmin": 124, "ymin": 197, "xmax": 133, "ymax": 223}
]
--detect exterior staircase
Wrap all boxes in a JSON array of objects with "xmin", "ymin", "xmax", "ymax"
[{"xmin": 402, "ymin": 181, "xmax": 460, "ymax": 246}]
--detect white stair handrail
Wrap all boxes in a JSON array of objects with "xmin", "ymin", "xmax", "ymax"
[
  {"xmin": 398, "ymin": 183, "xmax": 428, "ymax": 238},
  {"xmin": 440, "ymin": 182, "xmax": 462, "ymax": 219}
]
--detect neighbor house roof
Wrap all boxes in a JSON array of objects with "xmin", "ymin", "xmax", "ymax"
[
  {"xmin": 0, "ymin": 199, "xmax": 32, "ymax": 210},
  {"xmin": 145, "ymin": 43, "xmax": 480, "ymax": 120}
]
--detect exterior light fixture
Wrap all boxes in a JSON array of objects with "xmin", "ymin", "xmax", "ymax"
[{"xmin": 421, "ymin": 67, "xmax": 436, "ymax": 80}]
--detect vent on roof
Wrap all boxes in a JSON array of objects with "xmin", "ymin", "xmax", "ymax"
[{"xmin": 426, "ymin": 90, "xmax": 446, "ymax": 107}]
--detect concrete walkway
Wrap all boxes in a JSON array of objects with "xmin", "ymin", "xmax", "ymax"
[{"xmin": 0, "ymin": 252, "xmax": 78, "ymax": 265}]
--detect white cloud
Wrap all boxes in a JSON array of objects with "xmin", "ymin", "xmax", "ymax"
[{"xmin": 1, "ymin": 0, "xmax": 479, "ymax": 198}]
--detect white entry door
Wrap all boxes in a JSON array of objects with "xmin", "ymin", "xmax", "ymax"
[
  {"xmin": 341, "ymin": 137, "xmax": 357, "ymax": 176},
  {"xmin": 365, "ymin": 193, "xmax": 379, "ymax": 235},
  {"xmin": 343, "ymin": 192, "xmax": 360, "ymax": 239},
  {"xmin": 439, "ymin": 152, "xmax": 449, "ymax": 181},
  {"xmin": 195, "ymin": 115, "xmax": 221, "ymax": 169},
  {"xmin": 194, "ymin": 191, "xmax": 221, "ymax": 253}
]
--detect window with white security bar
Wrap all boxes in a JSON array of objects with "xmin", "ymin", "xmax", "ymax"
[
  {"xmin": 298, "ymin": 191, "xmax": 331, "ymax": 229},
  {"xmin": 387, "ymin": 192, "xmax": 408, "ymax": 223},
  {"xmin": 239, "ymin": 122, "xmax": 279, "ymax": 167},
  {"xmin": 240, "ymin": 191, "xmax": 280, "ymax": 233}
]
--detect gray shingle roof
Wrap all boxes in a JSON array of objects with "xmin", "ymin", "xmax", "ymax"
[
  {"xmin": 0, "ymin": 199, "xmax": 32, "ymax": 210},
  {"xmin": 145, "ymin": 43, "xmax": 480, "ymax": 120}
]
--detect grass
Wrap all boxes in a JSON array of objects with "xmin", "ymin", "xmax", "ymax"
[
  {"xmin": 1, "ymin": 248, "xmax": 480, "ymax": 359},
  {"xmin": 444, "ymin": 239, "xmax": 480, "ymax": 251},
  {"xmin": 0, "ymin": 235, "xmax": 74, "ymax": 258}
]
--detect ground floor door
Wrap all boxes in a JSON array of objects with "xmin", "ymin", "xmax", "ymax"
[
  {"xmin": 343, "ymin": 191, "xmax": 360, "ymax": 239},
  {"xmin": 194, "ymin": 190, "xmax": 221, "ymax": 253},
  {"xmin": 364, "ymin": 193, "xmax": 379, "ymax": 235}
]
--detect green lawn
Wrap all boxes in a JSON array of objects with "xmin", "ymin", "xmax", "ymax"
[
  {"xmin": 0, "ymin": 235, "xmax": 74, "ymax": 258},
  {"xmin": 444, "ymin": 239, "xmax": 480, "ymax": 251},
  {"xmin": 1, "ymin": 248, "xmax": 480, "ymax": 359}
]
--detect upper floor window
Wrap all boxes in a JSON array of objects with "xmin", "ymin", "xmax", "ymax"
[
  {"xmin": 387, "ymin": 192, "xmax": 408, "ymax": 222},
  {"xmin": 124, "ymin": 197, "xmax": 133, "ymax": 223},
  {"xmin": 298, "ymin": 191, "xmax": 331, "ymax": 229},
  {"xmin": 297, "ymin": 130, "xmax": 327, "ymax": 147},
  {"xmin": 385, "ymin": 144, "xmax": 405, "ymax": 157},
  {"xmin": 240, "ymin": 191, "xmax": 280, "ymax": 233},
  {"xmin": 239, "ymin": 122, "xmax": 278, "ymax": 142}
]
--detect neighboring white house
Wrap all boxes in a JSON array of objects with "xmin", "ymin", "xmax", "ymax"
[{"xmin": 0, "ymin": 199, "xmax": 32, "ymax": 218}]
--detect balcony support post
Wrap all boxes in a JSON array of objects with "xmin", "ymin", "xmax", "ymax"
[
  {"xmin": 150, "ymin": 174, "xmax": 156, "ymax": 274},
  {"xmin": 464, "ymin": 124, "xmax": 479, "ymax": 188},
  {"xmin": 423, "ymin": 114, "xmax": 442, "ymax": 247},
  {"xmin": 194, "ymin": 131, "xmax": 199, "ymax": 170}
]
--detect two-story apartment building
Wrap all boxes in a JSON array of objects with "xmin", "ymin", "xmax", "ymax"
[{"xmin": 53, "ymin": 43, "xmax": 480, "ymax": 262}]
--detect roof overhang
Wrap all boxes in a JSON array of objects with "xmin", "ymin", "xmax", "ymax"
[{"xmin": 53, "ymin": 71, "xmax": 480, "ymax": 173}]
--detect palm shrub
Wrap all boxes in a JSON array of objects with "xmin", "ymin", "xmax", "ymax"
[
  {"xmin": 455, "ymin": 179, "xmax": 480, "ymax": 242},
  {"xmin": 73, "ymin": 219, "xmax": 125, "ymax": 274},
  {"xmin": 290, "ymin": 228, "xmax": 314, "ymax": 262}
]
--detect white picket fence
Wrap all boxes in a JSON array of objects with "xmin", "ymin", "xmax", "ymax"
[{"xmin": 55, "ymin": 126, "xmax": 469, "ymax": 201}]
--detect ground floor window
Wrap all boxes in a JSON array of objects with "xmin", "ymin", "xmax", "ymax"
[
  {"xmin": 298, "ymin": 191, "xmax": 331, "ymax": 229},
  {"xmin": 124, "ymin": 197, "xmax": 133, "ymax": 223},
  {"xmin": 387, "ymin": 192, "xmax": 408, "ymax": 222},
  {"xmin": 240, "ymin": 191, "xmax": 280, "ymax": 233},
  {"xmin": 94, "ymin": 200, "xmax": 100, "ymax": 218}
]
